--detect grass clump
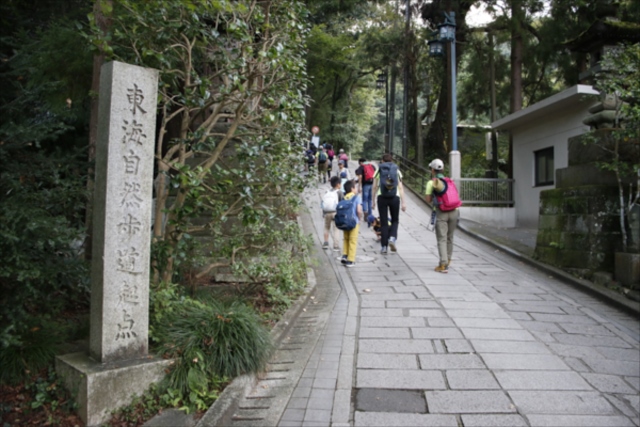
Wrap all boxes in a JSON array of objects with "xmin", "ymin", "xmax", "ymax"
[{"xmin": 154, "ymin": 296, "xmax": 272, "ymax": 412}]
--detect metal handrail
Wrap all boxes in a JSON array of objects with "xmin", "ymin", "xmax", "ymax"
[{"xmin": 392, "ymin": 154, "xmax": 514, "ymax": 206}]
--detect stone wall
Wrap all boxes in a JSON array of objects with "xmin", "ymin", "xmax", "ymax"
[
  {"xmin": 534, "ymin": 130, "xmax": 639, "ymax": 277},
  {"xmin": 535, "ymin": 185, "xmax": 622, "ymax": 274}
]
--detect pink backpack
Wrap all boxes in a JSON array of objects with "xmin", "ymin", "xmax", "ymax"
[{"xmin": 434, "ymin": 177, "xmax": 462, "ymax": 211}]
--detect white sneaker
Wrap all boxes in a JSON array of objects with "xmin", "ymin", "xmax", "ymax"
[{"xmin": 389, "ymin": 237, "xmax": 397, "ymax": 252}]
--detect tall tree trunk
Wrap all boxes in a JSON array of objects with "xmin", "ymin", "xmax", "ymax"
[{"xmin": 84, "ymin": 0, "xmax": 112, "ymax": 261}]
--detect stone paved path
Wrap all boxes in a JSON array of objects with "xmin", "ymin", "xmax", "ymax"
[{"xmin": 277, "ymin": 176, "xmax": 640, "ymax": 427}]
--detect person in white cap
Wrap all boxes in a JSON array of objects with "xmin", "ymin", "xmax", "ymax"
[{"xmin": 425, "ymin": 158, "xmax": 461, "ymax": 273}]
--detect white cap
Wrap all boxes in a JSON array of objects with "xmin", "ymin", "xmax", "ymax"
[
  {"xmin": 339, "ymin": 148, "xmax": 344, "ymax": 152},
  {"xmin": 429, "ymin": 159, "xmax": 444, "ymax": 171}
]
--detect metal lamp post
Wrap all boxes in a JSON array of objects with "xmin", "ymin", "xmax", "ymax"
[
  {"xmin": 376, "ymin": 71, "xmax": 390, "ymax": 151},
  {"xmin": 429, "ymin": 12, "xmax": 460, "ymax": 180}
]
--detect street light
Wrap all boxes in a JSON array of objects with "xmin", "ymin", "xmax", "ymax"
[
  {"xmin": 428, "ymin": 11, "xmax": 460, "ymax": 180},
  {"xmin": 428, "ymin": 39, "xmax": 445, "ymax": 57},
  {"xmin": 376, "ymin": 71, "xmax": 390, "ymax": 150}
]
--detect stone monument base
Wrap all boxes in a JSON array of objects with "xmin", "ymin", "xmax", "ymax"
[{"xmin": 56, "ymin": 352, "xmax": 171, "ymax": 427}]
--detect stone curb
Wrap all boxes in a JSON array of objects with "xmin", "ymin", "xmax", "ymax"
[
  {"xmin": 403, "ymin": 180, "xmax": 639, "ymax": 317},
  {"xmin": 194, "ymin": 216, "xmax": 318, "ymax": 427},
  {"xmin": 457, "ymin": 221, "xmax": 640, "ymax": 317}
]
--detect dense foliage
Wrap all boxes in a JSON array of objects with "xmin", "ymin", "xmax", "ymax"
[
  {"xmin": 590, "ymin": 43, "xmax": 640, "ymax": 252},
  {"xmin": 0, "ymin": 1, "xmax": 93, "ymax": 376},
  {"xmin": 90, "ymin": 0, "xmax": 311, "ymax": 284}
]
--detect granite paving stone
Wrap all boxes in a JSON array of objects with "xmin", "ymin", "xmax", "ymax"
[
  {"xmin": 508, "ymin": 391, "xmax": 616, "ymax": 414},
  {"xmin": 354, "ymin": 412, "xmax": 458, "ymax": 427},
  {"xmin": 515, "ymin": 320, "xmax": 564, "ymax": 333},
  {"xmin": 581, "ymin": 357, "xmax": 640, "ymax": 376},
  {"xmin": 424, "ymin": 390, "xmax": 516, "ymax": 413},
  {"xmin": 386, "ymin": 300, "xmax": 440, "ymax": 308},
  {"xmin": 482, "ymin": 354, "xmax": 569, "ymax": 370},
  {"xmin": 357, "ymin": 369, "xmax": 446, "ymax": 389},
  {"xmin": 358, "ymin": 339, "xmax": 435, "ymax": 354},
  {"xmin": 359, "ymin": 293, "xmax": 418, "ymax": 301},
  {"xmin": 460, "ymin": 414, "xmax": 529, "ymax": 426},
  {"xmin": 357, "ymin": 353, "xmax": 419, "ymax": 369},
  {"xmin": 359, "ymin": 308, "xmax": 405, "ymax": 317},
  {"xmin": 440, "ymin": 301, "xmax": 503, "ymax": 311},
  {"xmin": 445, "ymin": 370, "xmax": 501, "ymax": 389},
  {"xmin": 595, "ymin": 347, "xmax": 640, "ymax": 361},
  {"xmin": 551, "ymin": 333, "xmax": 633, "ymax": 348},
  {"xmin": 443, "ymin": 339, "xmax": 474, "ymax": 353},
  {"xmin": 471, "ymin": 340, "xmax": 552, "ymax": 354},
  {"xmin": 359, "ymin": 327, "xmax": 411, "ymax": 338},
  {"xmin": 427, "ymin": 318, "xmax": 456, "ymax": 327},
  {"xmin": 495, "ymin": 370, "xmax": 592, "ymax": 390},
  {"xmin": 359, "ymin": 317, "xmax": 426, "ymax": 327},
  {"xmin": 392, "ymin": 286, "xmax": 427, "ymax": 293},
  {"xmin": 303, "ymin": 409, "xmax": 331, "ymax": 422},
  {"xmin": 581, "ymin": 373, "xmax": 638, "ymax": 394},
  {"xmin": 453, "ymin": 318, "xmax": 522, "ymax": 329},
  {"xmin": 624, "ymin": 376, "xmax": 640, "ymax": 391},
  {"xmin": 444, "ymin": 309, "xmax": 512, "ymax": 319},
  {"xmin": 418, "ymin": 354, "xmax": 485, "ymax": 369},
  {"xmin": 461, "ymin": 328, "xmax": 536, "ymax": 341},
  {"xmin": 605, "ymin": 394, "xmax": 639, "ymax": 418},
  {"xmin": 529, "ymin": 313, "xmax": 599, "ymax": 324},
  {"xmin": 405, "ymin": 309, "xmax": 448, "ymax": 317},
  {"xmin": 526, "ymin": 415, "xmax": 636, "ymax": 427},
  {"xmin": 411, "ymin": 328, "xmax": 464, "ymax": 339}
]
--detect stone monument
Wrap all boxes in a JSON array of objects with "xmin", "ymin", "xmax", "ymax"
[{"xmin": 56, "ymin": 61, "xmax": 170, "ymax": 426}]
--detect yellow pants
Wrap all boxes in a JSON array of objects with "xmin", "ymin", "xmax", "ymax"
[{"xmin": 342, "ymin": 223, "xmax": 360, "ymax": 262}]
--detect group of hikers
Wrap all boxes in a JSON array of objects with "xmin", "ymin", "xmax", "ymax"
[{"xmin": 316, "ymin": 147, "xmax": 461, "ymax": 273}]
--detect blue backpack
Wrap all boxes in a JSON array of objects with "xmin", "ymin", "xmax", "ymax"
[{"xmin": 334, "ymin": 195, "xmax": 358, "ymax": 230}]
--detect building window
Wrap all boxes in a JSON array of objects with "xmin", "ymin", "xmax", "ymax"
[{"xmin": 534, "ymin": 147, "xmax": 554, "ymax": 186}]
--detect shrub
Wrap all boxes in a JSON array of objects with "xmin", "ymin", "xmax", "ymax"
[{"xmin": 154, "ymin": 297, "xmax": 272, "ymax": 412}]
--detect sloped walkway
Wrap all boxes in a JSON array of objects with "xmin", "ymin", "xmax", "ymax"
[{"xmin": 195, "ymin": 162, "xmax": 640, "ymax": 427}]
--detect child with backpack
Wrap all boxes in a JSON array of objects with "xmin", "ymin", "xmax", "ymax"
[
  {"xmin": 356, "ymin": 158, "xmax": 376, "ymax": 221},
  {"xmin": 316, "ymin": 146, "xmax": 329, "ymax": 183},
  {"xmin": 425, "ymin": 158, "xmax": 462, "ymax": 273},
  {"xmin": 321, "ymin": 176, "xmax": 343, "ymax": 251},
  {"xmin": 334, "ymin": 180, "xmax": 362, "ymax": 267}
]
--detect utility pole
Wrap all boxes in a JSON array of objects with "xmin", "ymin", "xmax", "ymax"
[
  {"xmin": 388, "ymin": 0, "xmax": 401, "ymax": 155},
  {"xmin": 402, "ymin": 0, "xmax": 411, "ymax": 160},
  {"xmin": 489, "ymin": 31, "xmax": 499, "ymax": 177}
]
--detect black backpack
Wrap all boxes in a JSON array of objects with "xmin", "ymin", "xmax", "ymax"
[{"xmin": 379, "ymin": 162, "xmax": 398, "ymax": 198}]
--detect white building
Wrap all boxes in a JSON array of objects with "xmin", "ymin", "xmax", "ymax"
[{"xmin": 491, "ymin": 84, "xmax": 599, "ymax": 227}]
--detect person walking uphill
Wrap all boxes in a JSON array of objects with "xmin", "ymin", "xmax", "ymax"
[
  {"xmin": 335, "ymin": 180, "xmax": 363, "ymax": 268},
  {"xmin": 425, "ymin": 158, "xmax": 462, "ymax": 273},
  {"xmin": 372, "ymin": 153, "xmax": 406, "ymax": 254},
  {"xmin": 356, "ymin": 158, "xmax": 376, "ymax": 221},
  {"xmin": 321, "ymin": 176, "xmax": 343, "ymax": 251},
  {"xmin": 316, "ymin": 146, "xmax": 329, "ymax": 183}
]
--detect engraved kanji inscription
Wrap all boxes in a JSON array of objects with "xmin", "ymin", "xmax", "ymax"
[
  {"xmin": 117, "ymin": 213, "xmax": 142, "ymax": 236},
  {"xmin": 121, "ymin": 119, "xmax": 146, "ymax": 145},
  {"xmin": 115, "ymin": 309, "xmax": 138, "ymax": 340},
  {"xmin": 119, "ymin": 280, "xmax": 140, "ymax": 305},
  {"xmin": 127, "ymin": 83, "xmax": 147, "ymax": 115},
  {"xmin": 120, "ymin": 181, "xmax": 143, "ymax": 208},
  {"xmin": 116, "ymin": 247, "xmax": 142, "ymax": 275},
  {"xmin": 123, "ymin": 149, "xmax": 141, "ymax": 174}
]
